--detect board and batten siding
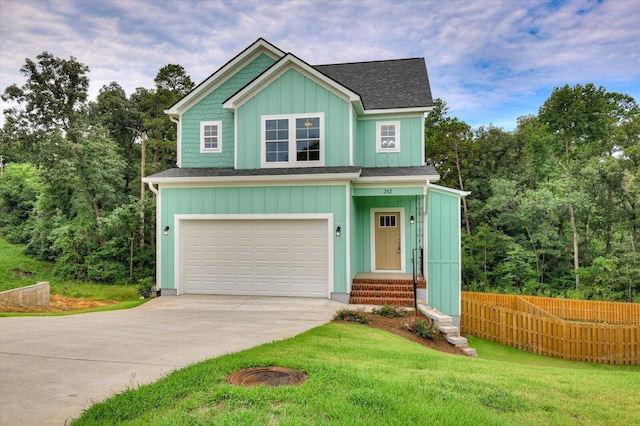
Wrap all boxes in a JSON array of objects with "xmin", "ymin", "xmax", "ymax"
[
  {"xmin": 427, "ymin": 187, "xmax": 462, "ymax": 317},
  {"xmin": 159, "ymin": 184, "xmax": 348, "ymax": 293},
  {"xmin": 353, "ymin": 116, "xmax": 423, "ymax": 167},
  {"xmin": 235, "ymin": 68, "xmax": 351, "ymax": 169},
  {"xmin": 350, "ymin": 195, "xmax": 418, "ymax": 275},
  {"xmin": 180, "ymin": 53, "xmax": 277, "ymax": 168}
]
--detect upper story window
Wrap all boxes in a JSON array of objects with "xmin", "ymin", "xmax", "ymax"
[
  {"xmin": 376, "ymin": 121, "xmax": 400, "ymax": 153},
  {"xmin": 262, "ymin": 113, "xmax": 324, "ymax": 167},
  {"xmin": 200, "ymin": 121, "xmax": 222, "ymax": 153}
]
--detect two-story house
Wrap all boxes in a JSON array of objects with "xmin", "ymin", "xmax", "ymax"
[{"xmin": 143, "ymin": 39, "xmax": 467, "ymax": 325}]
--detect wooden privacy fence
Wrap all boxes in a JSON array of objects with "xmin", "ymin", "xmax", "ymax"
[{"xmin": 461, "ymin": 292, "xmax": 640, "ymax": 365}]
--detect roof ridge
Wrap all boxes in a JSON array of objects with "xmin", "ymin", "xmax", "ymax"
[{"xmin": 313, "ymin": 57, "xmax": 424, "ymax": 67}]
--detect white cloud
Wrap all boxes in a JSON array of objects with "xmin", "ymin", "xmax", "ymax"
[{"xmin": 1, "ymin": 0, "xmax": 638, "ymax": 131}]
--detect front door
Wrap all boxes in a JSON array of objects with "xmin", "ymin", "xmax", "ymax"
[{"xmin": 374, "ymin": 211, "xmax": 401, "ymax": 270}]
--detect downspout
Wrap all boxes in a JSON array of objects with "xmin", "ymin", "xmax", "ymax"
[
  {"xmin": 147, "ymin": 181, "xmax": 159, "ymax": 195},
  {"xmin": 147, "ymin": 181, "xmax": 161, "ymax": 292},
  {"xmin": 169, "ymin": 115, "xmax": 180, "ymax": 167},
  {"xmin": 424, "ymin": 180, "xmax": 430, "ymax": 304}
]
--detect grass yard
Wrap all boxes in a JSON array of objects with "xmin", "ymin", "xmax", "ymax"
[
  {"xmin": 72, "ymin": 322, "xmax": 640, "ymax": 425},
  {"xmin": 466, "ymin": 335, "xmax": 640, "ymax": 371},
  {"xmin": 0, "ymin": 237, "xmax": 143, "ymax": 315}
]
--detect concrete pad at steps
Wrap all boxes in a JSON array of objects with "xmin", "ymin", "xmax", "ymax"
[{"xmin": 0, "ymin": 295, "xmax": 343, "ymax": 426}]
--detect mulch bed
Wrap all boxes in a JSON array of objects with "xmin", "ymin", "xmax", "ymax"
[{"xmin": 335, "ymin": 310, "xmax": 465, "ymax": 356}]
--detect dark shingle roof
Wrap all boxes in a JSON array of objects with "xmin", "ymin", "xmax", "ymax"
[
  {"xmin": 146, "ymin": 165, "xmax": 438, "ymax": 180},
  {"xmin": 314, "ymin": 58, "xmax": 433, "ymax": 110},
  {"xmin": 360, "ymin": 165, "xmax": 438, "ymax": 178},
  {"xmin": 146, "ymin": 166, "xmax": 361, "ymax": 179}
]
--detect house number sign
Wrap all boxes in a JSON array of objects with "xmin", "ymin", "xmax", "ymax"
[{"xmin": 383, "ymin": 189, "xmax": 393, "ymax": 194}]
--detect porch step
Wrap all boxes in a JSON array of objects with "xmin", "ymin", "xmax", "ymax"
[
  {"xmin": 418, "ymin": 303, "xmax": 477, "ymax": 357},
  {"xmin": 446, "ymin": 335, "xmax": 469, "ymax": 347},
  {"xmin": 349, "ymin": 281, "xmax": 415, "ymax": 306}
]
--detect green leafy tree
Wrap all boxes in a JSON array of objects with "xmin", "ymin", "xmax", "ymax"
[
  {"xmin": 425, "ymin": 99, "xmax": 476, "ymax": 236},
  {"xmin": 539, "ymin": 84, "xmax": 637, "ymax": 291},
  {"xmin": 0, "ymin": 163, "xmax": 42, "ymax": 243}
]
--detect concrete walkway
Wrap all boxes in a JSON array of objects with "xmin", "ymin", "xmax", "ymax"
[{"xmin": 0, "ymin": 295, "xmax": 342, "ymax": 425}]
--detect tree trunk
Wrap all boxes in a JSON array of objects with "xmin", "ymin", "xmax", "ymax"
[
  {"xmin": 455, "ymin": 150, "xmax": 471, "ymax": 237},
  {"xmin": 568, "ymin": 198, "xmax": 580, "ymax": 291},
  {"xmin": 565, "ymin": 140, "xmax": 579, "ymax": 291},
  {"xmin": 74, "ymin": 146, "xmax": 104, "ymax": 247}
]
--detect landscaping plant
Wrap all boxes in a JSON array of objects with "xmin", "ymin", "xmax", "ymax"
[
  {"xmin": 372, "ymin": 304, "xmax": 408, "ymax": 318},
  {"xmin": 333, "ymin": 308, "xmax": 370, "ymax": 324},
  {"xmin": 401, "ymin": 317, "xmax": 439, "ymax": 340}
]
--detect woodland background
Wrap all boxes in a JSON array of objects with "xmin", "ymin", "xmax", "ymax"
[{"xmin": 1, "ymin": 53, "xmax": 638, "ymax": 301}]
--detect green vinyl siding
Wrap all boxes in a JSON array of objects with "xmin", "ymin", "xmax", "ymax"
[
  {"xmin": 427, "ymin": 187, "xmax": 462, "ymax": 316},
  {"xmin": 354, "ymin": 116, "xmax": 423, "ymax": 167},
  {"xmin": 180, "ymin": 53, "xmax": 276, "ymax": 168},
  {"xmin": 236, "ymin": 68, "xmax": 350, "ymax": 169},
  {"xmin": 350, "ymin": 196, "xmax": 417, "ymax": 275},
  {"xmin": 159, "ymin": 184, "xmax": 348, "ymax": 292}
]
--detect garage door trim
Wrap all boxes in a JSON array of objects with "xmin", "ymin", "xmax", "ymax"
[{"xmin": 174, "ymin": 214, "xmax": 334, "ymax": 298}]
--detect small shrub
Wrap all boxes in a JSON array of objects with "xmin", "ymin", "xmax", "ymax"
[
  {"xmin": 372, "ymin": 304, "xmax": 408, "ymax": 318},
  {"xmin": 137, "ymin": 277, "xmax": 154, "ymax": 298},
  {"xmin": 401, "ymin": 317, "xmax": 439, "ymax": 340},
  {"xmin": 334, "ymin": 308, "xmax": 370, "ymax": 324}
]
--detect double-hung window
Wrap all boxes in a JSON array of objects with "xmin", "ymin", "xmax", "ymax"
[
  {"xmin": 376, "ymin": 121, "xmax": 400, "ymax": 153},
  {"xmin": 262, "ymin": 113, "xmax": 324, "ymax": 167},
  {"xmin": 200, "ymin": 121, "xmax": 222, "ymax": 153}
]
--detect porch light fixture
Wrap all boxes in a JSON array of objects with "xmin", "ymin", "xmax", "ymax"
[
  {"xmin": 336, "ymin": 226, "xmax": 341, "ymax": 237},
  {"xmin": 410, "ymin": 215, "xmax": 415, "ymax": 224},
  {"xmin": 163, "ymin": 226, "xmax": 170, "ymax": 236}
]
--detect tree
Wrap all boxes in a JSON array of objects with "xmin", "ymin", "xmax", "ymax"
[
  {"xmin": 2, "ymin": 52, "xmax": 90, "ymax": 167},
  {"xmin": 538, "ymin": 84, "xmax": 637, "ymax": 291},
  {"xmin": 425, "ymin": 99, "xmax": 476, "ymax": 236},
  {"xmin": 0, "ymin": 163, "xmax": 42, "ymax": 243},
  {"xmin": 154, "ymin": 64, "xmax": 194, "ymax": 96}
]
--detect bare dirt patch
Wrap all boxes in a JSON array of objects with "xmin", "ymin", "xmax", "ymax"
[
  {"xmin": 0, "ymin": 294, "xmax": 117, "ymax": 313},
  {"xmin": 336, "ymin": 310, "xmax": 466, "ymax": 356}
]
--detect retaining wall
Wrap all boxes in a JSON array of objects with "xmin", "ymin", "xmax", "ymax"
[{"xmin": 0, "ymin": 282, "xmax": 50, "ymax": 307}]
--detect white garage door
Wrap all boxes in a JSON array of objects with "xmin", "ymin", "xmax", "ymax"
[{"xmin": 179, "ymin": 219, "xmax": 329, "ymax": 297}]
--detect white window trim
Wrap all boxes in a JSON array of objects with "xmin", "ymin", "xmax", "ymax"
[
  {"xmin": 376, "ymin": 121, "xmax": 400, "ymax": 153},
  {"xmin": 261, "ymin": 112, "xmax": 325, "ymax": 168},
  {"xmin": 200, "ymin": 121, "xmax": 222, "ymax": 153}
]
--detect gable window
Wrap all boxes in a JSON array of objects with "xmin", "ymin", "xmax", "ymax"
[
  {"xmin": 376, "ymin": 121, "xmax": 400, "ymax": 153},
  {"xmin": 262, "ymin": 113, "xmax": 324, "ymax": 167},
  {"xmin": 200, "ymin": 121, "xmax": 222, "ymax": 153}
]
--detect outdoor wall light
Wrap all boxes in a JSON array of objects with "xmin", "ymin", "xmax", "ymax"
[
  {"xmin": 163, "ymin": 226, "xmax": 170, "ymax": 236},
  {"xmin": 410, "ymin": 215, "xmax": 415, "ymax": 224},
  {"xmin": 336, "ymin": 226, "xmax": 341, "ymax": 237}
]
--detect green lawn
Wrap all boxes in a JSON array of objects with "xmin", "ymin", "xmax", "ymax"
[
  {"xmin": 0, "ymin": 237, "xmax": 143, "ymax": 315},
  {"xmin": 72, "ymin": 322, "xmax": 640, "ymax": 425},
  {"xmin": 466, "ymin": 335, "xmax": 640, "ymax": 372}
]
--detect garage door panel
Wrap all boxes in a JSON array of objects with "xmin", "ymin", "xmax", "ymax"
[{"xmin": 180, "ymin": 219, "xmax": 329, "ymax": 297}]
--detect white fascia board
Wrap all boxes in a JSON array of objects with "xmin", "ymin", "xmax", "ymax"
[
  {"xmin": 359, "ymin": 106, "xmax": 432, "ymax": 117},
  {"xmin": 429, "ymin": 183, "xmax": 471, "ymax": 197},
  {"xmin": 223, "ymin": 54, "xmax": 362, "ymax": 112},
  {"xmin": 356, "ymin": 175, "xmax": 440, "ymax": 184},
  {"xmin": 143, "ymin": 172, "xmax": 361, "ymax": 186},
  {"xmin": 165, "ymin": 40, "xmax": 284, "ymax": 115}
]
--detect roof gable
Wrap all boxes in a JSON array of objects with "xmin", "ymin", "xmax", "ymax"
[
  {"xmin": 222, "ymin": 53, "xmax": 362, "ymax": 113},
  {"xmin": 314, "ymin": 58, "xmax": 433, "ymax": 110},
  {"xmin": 165, "ymin": 38, "xmax": 284, "ymax": 115}
]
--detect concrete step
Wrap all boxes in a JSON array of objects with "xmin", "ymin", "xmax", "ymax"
[
  {"xmin": 462, "ymin": 347, "xmax": 478, "ymax": 358},
  {"xmin": 446, "ymin": 335, "xmax": 468, "ymax": 347},
  {"xmin": 437, "ymin": 325, "xmax": 459, "ymax": 336}
]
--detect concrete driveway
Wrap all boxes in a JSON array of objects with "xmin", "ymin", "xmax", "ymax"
[{"xmin": 0, "ymin": 295, "xmax": 342, "ymax": 425}]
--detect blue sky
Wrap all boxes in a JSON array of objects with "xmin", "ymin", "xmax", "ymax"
[{"xmin": 1, "ymin": 0, "xmax": 638, "ymax": 130}]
